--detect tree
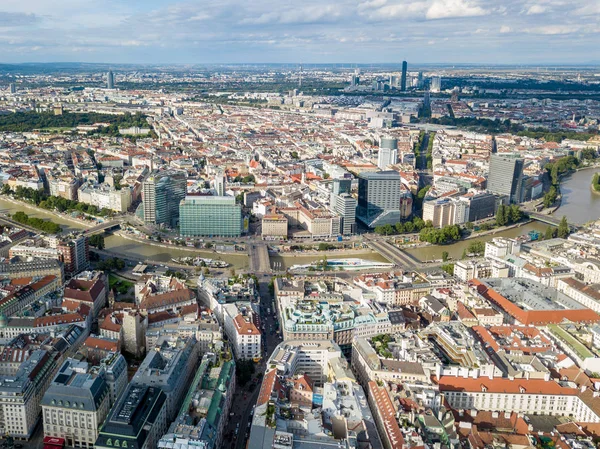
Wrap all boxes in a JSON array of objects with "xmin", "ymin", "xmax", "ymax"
[
  {"xmin": 442, "ymin": 251, "xmax": 449, "ymax": 262},
  {"xmin": 230, "ymin": 268, "xmax": 236, "ymax": 277},
  {"xmin": 467, "ymin": 240, "xmax": 485, "ymax": 255},
  {"xmin": 382, "ymin": 224, "xmax": 394, "ymax": 235},
  {"xmin": 89, "ymin": 234, "xmax": 105, "ymax": 250},
  {"xmin": 0, "ymin": 184, "xmax": 11, "ymax": 195},
  {"xmin": 496, "ymin": 204, "xmax": 507, "ymax": 227},
  {"xmin": 557, "ymin": 216, "xmax": 570, "ymax": 239},
  {"xmin": 441, "ymin": 263, "xmax": 454, "ymax": 276},
  {"xmin": 545, "ymin": 226, "xmax": 555, "ymax": 240},
  {"xmin": 510, "ymin": 205, "xmax": 522, "ymax": 223},
  {"xmin": 395, "ymin": 222, "xmax": 405, "ymax": 234},
  {"xmin": 461, "ymin": 249, "xmax": 467, "ymax": 260},
  {"xmin": 203, "ymin": 267, "xmax": 210, "ymax": 276},
  {"xmin": 543, "ymin": 186, "xmax": 558, "ymax": 208}
]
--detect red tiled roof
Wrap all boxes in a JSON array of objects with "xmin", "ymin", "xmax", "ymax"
[
  {"xmin": 438, "ymin": 376, "xmax": 578, "ymax": 396},
  {"xmin": 83, "ymin": 336, "xmax": 118, "ymax": 352},
  {"xmin": 470, "ymin": 279, "xmax": 600, "ymax": 325},
  {"xmin": 233, "ymin": 314, "xmax": 260, "ymax": 335},
  {"xmin": 368, "ymin": 381, "xmax": 404, "ymax": 449},
  {"xmin": 64, "ymin": 278, "xmax": 105, "ymax": 304}
]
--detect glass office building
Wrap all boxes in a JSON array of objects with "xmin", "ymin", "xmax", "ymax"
[
  {"xmin": 142, "ymin": 170, "xmax": 187, "ymax": 227},
  {"xmin": 179, "ymin": 196, "xmax": 242, "ymax": 237}
]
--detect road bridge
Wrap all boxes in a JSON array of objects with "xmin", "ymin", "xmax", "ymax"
[
  {"xmin": 248, "ymin": 242, "xmax": 271, "ymax": 273},
  {"xmin": 527, "ymin": 212, "xmax": 580, "ymax": 231},
  {"xmin": 365, "ymin": 238, "xmax": 421, "ymax": 268},
  {"xmin": 85, "ymin": 219, "xmax": 125, "ymax": 236}
]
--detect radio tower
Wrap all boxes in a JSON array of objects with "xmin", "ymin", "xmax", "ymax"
[{"xmin": 299, "ymin": 64, "xmax": 303, "ymax": 88}]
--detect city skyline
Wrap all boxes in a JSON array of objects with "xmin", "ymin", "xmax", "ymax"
[{"xmin": 0, "ymin": 0, "xmax": 599, "ymax": 65}]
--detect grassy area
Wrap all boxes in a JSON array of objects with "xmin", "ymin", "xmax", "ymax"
[
  {"xmin": 108, "ymin": 273, "xmax": 134, "ymax": 295},
  {"xmin": 548, "ymin": 324, "xmax": 594, "ymax": 359}
]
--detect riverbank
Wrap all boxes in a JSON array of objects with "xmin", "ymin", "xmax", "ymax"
[
  {"xmin": 114, "ymin": 231, "xmax": 242, "ymax": 257},
  {"xmin": 0, "ymin": 195, "xmax": 94, "ymax": 230},
  {"xmin": 550, "ymin": 166, "xmax": 600, "ymax": 225}
]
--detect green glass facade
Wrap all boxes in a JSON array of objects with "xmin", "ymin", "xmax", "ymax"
[{"xmin": 179, "ymin": 196, "xmax": 242, "ymax": 237}]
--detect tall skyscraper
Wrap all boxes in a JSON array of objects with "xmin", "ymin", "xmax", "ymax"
[
  {"xmin": 430, "ymin": 76, "xmax": 442, "ymax": 92},
  {"xmin": 9, "ymin": 83, "xmax": 16, "ymax": 94},
  {"xmin": 330, "ymin": 178, "xmax": 356, "ymax": 235},
  {"xmin": 357, "ymin": 171, "xmax": 403, "ymax": 228},
  {"xmin": 487, "ymin": 154, "xmax": 524, "ymax": 204},
  {"xmin": 377, "ymin": 137, "xmax": 398, "ymax": 169},
  {"xmin": 400, "ymin": 61, "xmax": 408, "ymax": 92},
  {"xmin": 142, "ymin": 170, "xmax": 187, "ymax": 227},
  {"xmin": 107, "ymin": 70, "xmax": 114, "ymax": 89}
]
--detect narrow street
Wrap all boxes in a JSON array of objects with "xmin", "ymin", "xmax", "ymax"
[{"xmin": 221, "ymin": 278, "xmax": 282, "ymax": 449}]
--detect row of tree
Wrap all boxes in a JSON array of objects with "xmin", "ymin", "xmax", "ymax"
[
  {"xmin": 11, "ymin": 211, "xmax": 61, "ymax": 234},
  {"xmin": 495, "ymin": 204, "xmax": 523, "ymax": 227},
  {"xmin": 374, "ymin": 216, "xmax": 429, "ymax": 236},
  {"xmin": 3, "ymin": 185, "xmax": 114, "ymax": 217},
  {"xmin": 419, "ymin": 224, "xmax": 462, "ymax": 245}
]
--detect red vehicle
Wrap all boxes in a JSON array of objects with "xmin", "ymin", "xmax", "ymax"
[{"xmin": 43, "ymin": 437, "xmax": 65, "ymax": 449}]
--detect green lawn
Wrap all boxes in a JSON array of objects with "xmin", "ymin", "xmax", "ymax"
[
  {"xmin": 108, "ymin": 274, "xmax": 134, "ymax": 295},
  {"xmin": 548, "ymin": 324, "xmax": 594, "ymax": 359}
]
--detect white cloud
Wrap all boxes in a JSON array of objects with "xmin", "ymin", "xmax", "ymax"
[
  {"xmin": 499, "ymin": 25, "xmax": 511, "ymax": 33},
  {"xmin": 526, "ymin": 4, "xmax": 546, "ymax": 14},
  {"xmin": 426, "ymin": 0, "xmax": 488, "ymax": 19},
  {"xmin": 526, "ymin": 25, "xmax": 578, "ymax": 35}
]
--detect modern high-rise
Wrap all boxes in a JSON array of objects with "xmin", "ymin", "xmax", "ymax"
[
  {"xmin": 213, "ymin": 171, "xmax": 226, "ymax": 196},
  {"xmin": 9, "ymin": 83, "xmax": 16, "ymax": 94},
  {"xmin": 142, "ymin": 170, "xmax": 187, "ymax": 227},
  {"xmin": 179, "ymin": 195, "xmax": 243, "ymax": 237},
  {"xmin": 331, "ymin": 193, "xmax": 357, "ymax": 235},
  {"xmin": 400, "ymin": 61, "xmax": 408, "ymax": 91},
  {"xmin": 430, "ymin": 76, "xmax": 442, "ymax": 92},
  {"xmin": 107, "ymin": 71, "xmax": 114, "ymax": 89},
  {"xmin": 377, "ymin": 136, "xmax": 398, "ymax": 169},
  {"xmin": 357, "ymin": 171, "xmax": 402, "ymax": 228},
  {"xmin": 487, "ymin": 154, "xmax": 524, "ymax": 204}
]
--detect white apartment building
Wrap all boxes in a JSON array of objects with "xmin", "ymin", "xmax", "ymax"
[
  {"xmin": 223, "ymin": 304, "xmax": 261, "ymax": 361},
  {"xmin": 77, "ymin": 183, "xmax": 132, "ymax": 213},
  {"xmin": 423, "ymin": 197, "xmax": 469, "ymax": 228},
  {"xmin": 440, "ymin": 376, "xmax": 600, "ymax": 423}
]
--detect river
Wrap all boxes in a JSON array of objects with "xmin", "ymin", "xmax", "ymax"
[
  {"xmin": 0, "ymin": 197, "xmax": 385, "ymax": 270},
  {"xmin": 550, "ymin": 168, "xmax": 600, "ymax": 225},
  {"xmin": 1, "ymin": 167, "xmax": 597, "ymax": 269},
  {"xmin": 405, "ymin": 221, "xmax": 549, "ymax": 262}
]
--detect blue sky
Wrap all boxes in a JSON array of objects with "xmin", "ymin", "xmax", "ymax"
[{"xmin": 0, "ymin": 0, "xmax": 598, "ymax": 64}]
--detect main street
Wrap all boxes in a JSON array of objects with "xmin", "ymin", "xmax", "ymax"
[{"xmin": 200, "ymin": 278, "xmax": 282, "ymax": 449}]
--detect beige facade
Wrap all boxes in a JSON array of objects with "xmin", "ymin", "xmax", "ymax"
[{"xmin": 261, "ymin": 214, "xmax": 288, "ymax": 239}]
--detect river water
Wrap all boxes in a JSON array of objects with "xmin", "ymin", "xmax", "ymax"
[
  {"xmin": 550, "ymin": 168, "xmax": 600, "ymax": 225},
  {"xmin": 0, "ymin": 198, "xmax": 386, "ymax": 270},
  {"xmin": 1, "ymin": 168, "xmax": 597, "ymax": 269}
]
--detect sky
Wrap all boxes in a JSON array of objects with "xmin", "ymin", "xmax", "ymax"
[{"xmin": 0, "ymin": 0, "xmax": 598, "ymax": 65}]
